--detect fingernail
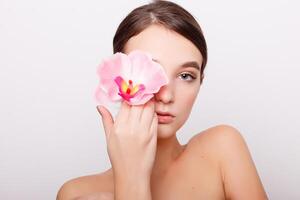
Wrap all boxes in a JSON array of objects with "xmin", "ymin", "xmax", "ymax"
[{"xmin": 96, "ymin": 106, "xmax": 102, "ymax": 116}]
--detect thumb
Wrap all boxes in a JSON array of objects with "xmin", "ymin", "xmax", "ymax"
[{"xmin": 96, "ymin": 105, "xmax": 114, "ymax": 140}]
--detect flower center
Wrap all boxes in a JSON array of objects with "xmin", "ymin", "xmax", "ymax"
[
  {"xmin": 126, "ymin": 79, "xmax": 133, "ymax": 94},
  {"xmin": 114, "ymin": 76, "xmax": 145, "ymax": 102}
]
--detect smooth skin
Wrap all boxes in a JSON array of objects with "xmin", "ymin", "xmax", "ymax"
[{"xmin": 57, "ymin": 24, "xmax": 268, "ymax": 200}]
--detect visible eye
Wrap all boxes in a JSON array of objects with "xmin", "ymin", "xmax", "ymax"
[{"xmin": 179, "ymin": 72, "xmax": 196, "ymax": 82}]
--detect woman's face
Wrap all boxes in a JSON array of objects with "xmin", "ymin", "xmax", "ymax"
[{"xmin": 124, "ymin": 24, "xmax": 203, "ymax": 138}]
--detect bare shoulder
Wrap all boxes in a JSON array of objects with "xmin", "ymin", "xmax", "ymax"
[
  {"xmin": 191, "ymin": 124, "xmax": 245, "ymax": 143},
  {"xmin": 56, "ymin": 169, "xmax": 114, "ymax": 200},
  {"xmin": 188, "ymin": 124, "xmax": 268, "ymax": 199},
  {"xmin": 187, "ymin": 124, "xmax": 246, "ymax": 159}
]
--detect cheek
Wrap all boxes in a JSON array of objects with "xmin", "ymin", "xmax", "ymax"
[
  {"xmin": 176, "ymin": 84, "xmax": 199, "ymax": 109},
  {"xmin": 176, "ymin": 87, "xmax": 198, "ymax": 120}
]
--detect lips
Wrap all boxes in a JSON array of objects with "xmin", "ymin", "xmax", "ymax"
[
  {"xmin": 156, "ymin": 111, "xmax": 175, "ymax": 124},
  {"xmin": 156, "ymin": 111, "xmax": 175, "ymax": 117}
]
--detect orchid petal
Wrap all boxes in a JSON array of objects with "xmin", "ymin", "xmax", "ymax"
[{"xmin": 95, "ymin": 50, "xmax": 168, "ymax": 106}]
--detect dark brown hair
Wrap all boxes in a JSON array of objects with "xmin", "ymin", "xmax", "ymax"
[{"xmin": 113, "ymin": 0, "xmax": 207, "ymax": 84}]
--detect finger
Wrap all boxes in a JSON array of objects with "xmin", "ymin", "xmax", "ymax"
[
  {"xmin": 115, "ymin": 100, "xmax": 130, "ymax": 126},
  {"xmin": 149, "ymin": 112, "xmax": 158, "ymax": 138},
  {"xmin": 97, "ymin": 105, "xmax": 114, "ymax": 140},
  {"xmin": 128, "ymin": 102, "xmax": 144, "ymax": 127},
  {"xmin": 140, "ymin": 99, "xmax": 155, "ymax": 130}
]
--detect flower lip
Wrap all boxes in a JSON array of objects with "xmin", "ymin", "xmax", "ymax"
[{"xmin": 156, "ymin": 111, "xmax": 175, "ymax": 117}]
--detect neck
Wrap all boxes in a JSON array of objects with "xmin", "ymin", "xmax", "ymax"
[{"xmin": 150, "ymin": 135, "xmax": 186, "ymax": 180}]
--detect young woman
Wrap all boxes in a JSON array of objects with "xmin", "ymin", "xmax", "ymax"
[{"xmin": 57, "ymin": 1, "xmax": 268, "ymax": 200}]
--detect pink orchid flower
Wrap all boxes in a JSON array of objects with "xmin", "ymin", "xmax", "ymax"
[{"xmin": 94, "ymin": 50, "xmax": 169, "ymax": 107}]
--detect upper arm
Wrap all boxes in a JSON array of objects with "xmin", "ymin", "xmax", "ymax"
[
  {"xmin": 56, "ymin": 174, "xmax": 114, "ymax": 200},
  {"xmin": 57, "ymin": 182, "xmax": 113, "ymax": 200},
  {"xmin": 213, "ymin": 125, "xmax": 268, "ymax": 200},
  {"xmin": 56, "ymin": 180, "xmax": 74, "ymax": 200},
  {"xmin": 56, "ymin": 179, "xmax": 82, "ymax": 200}
]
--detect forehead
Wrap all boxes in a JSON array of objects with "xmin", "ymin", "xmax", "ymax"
[{"xmin": 123, "ymin": 24, "xmax": 203, "ymax": 70}]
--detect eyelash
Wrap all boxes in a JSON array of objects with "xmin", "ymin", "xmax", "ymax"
[{"xmin": 179, "ymin": 72, "xmax": 196, "ymax": 82}]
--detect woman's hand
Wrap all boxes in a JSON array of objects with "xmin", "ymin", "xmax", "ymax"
[{"xmin": 96, "ymin": 98, "xmax": 158, "ymax": 180}]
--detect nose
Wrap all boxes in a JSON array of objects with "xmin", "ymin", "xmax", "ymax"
[{"xmin": 154, "ymin": 83, "xmax": 174, "ymax": 104}]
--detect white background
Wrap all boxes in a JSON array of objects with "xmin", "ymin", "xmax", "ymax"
[{"xmin": 1, "ymin": 0, "xmax": 299, "ymax": 199}]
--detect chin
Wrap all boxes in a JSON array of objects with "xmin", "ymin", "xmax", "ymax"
[{"xmin": 156, "ymin": 124, "xmax": 177, "ymax": 139}]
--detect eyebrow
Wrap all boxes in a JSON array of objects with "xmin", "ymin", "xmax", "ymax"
[{"xmin": 152, "ymin": 59, "xmax": 200, "ymax": 71}]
